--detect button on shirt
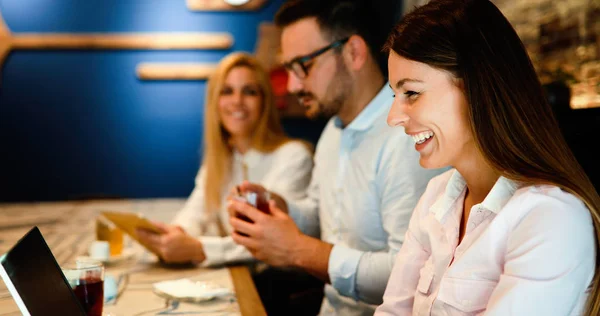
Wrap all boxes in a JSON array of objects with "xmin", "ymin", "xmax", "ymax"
[
  {"xmin": 289, "ymin": 86, "xmax": 447, "ymax": 316},
  {"xmin": 172, "ymin": 141, "xmax": 313, "ymax": 267},
  {"xmin": 375, "ymin": 169, "xmax": 595, "ymax": 316}
]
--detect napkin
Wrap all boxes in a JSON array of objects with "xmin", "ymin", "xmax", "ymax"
[{"xmin": 153, "ymin": 278, "xmax": 232, "ymax": 300}]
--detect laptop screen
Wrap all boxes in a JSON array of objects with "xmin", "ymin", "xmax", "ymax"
[{"xmin": 0, "ymin": 226, "xmax": 85, "ymax": 316}]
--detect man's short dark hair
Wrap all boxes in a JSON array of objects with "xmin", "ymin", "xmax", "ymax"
[{"xmin": 275, "ymin": 0, "xmax": 397, "ymax": 78}]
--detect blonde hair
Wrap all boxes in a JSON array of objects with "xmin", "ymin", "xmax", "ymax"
[{"xmin": 203, "ymin": 52, "xmax": 293, "ymax": 212}]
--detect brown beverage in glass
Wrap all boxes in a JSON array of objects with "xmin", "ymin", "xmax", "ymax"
[
  {"xmin": 62, "ymin": 259, "xmax": 104, "ymax": 316},
  {"xmin": 244, "ymin": 191, "xmax": 270, "ymax": 214},
  {"xmin": 234, "ymin": 191, "xmax": 270, "ymax": 236},
  {"xmin": 73, "ymin": 277, "xmax": 104, "ymax": 316},
  {"xmin": 255, "ymin": 193, "xmax": 270, "ymax": 214}
]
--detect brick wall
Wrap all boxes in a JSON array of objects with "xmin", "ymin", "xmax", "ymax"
[{"xmin": 493, "ymin": 0, "xmax": 600, "ymax": 108}]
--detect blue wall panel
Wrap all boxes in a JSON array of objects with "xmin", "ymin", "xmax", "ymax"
[{"xmin": 0, "ymin": 0, "xmax": 287, "ymax": 202}]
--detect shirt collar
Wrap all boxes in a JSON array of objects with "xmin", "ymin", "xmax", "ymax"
[
  {"xmin": 481, "ymin": 176, "xmax": 520, "ymax": 214},
  {"xmin": 431, "ymin": 170, "xmax": 466, "ymax": 221},
  {"xmin": 233, "ymin": 148, "xmax": 262, "ymax": 168},
  {"xmin": 333, "ymin": 84, "xmax": 393, "ymax": 131},
  {"xmin": 431, "ymin": 170, "xmax": 520, "ymax": 221}
]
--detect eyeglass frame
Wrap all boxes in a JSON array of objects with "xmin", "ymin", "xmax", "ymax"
[{"xmin": 282, "ymin": 37, "xmax": 350, "ymax": 79}]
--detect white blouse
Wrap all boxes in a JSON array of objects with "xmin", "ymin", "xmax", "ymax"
[
  {"xmin": 375, "ymin": 169, "xmax": 595, "ymax": 316},
  {"xmin": 172, "ymin": 140, "xmax": 313, "ymax": 267}
]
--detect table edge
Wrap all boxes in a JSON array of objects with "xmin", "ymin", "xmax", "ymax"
[{"xmin": 228, "ymin": 265, "xmax": 266, "ymax": 316}]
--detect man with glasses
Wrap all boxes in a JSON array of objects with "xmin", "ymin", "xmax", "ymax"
[{"xmin": 228, "ymin": 0, "xmax": 447, "ymax": 315}]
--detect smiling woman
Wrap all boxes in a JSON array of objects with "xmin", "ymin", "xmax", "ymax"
[
  {"xmin": 202, "ymin": 52, "xmax": 310, "ymax": 214},
  {"xmin": 377, "ymin": 0, "xmax": 600, "ymax": 315},
  {"xmin": 134, "ymin": 52, "xmax": 314, "ymax": 269}
]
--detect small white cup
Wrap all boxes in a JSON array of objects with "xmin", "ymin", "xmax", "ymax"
[{"xmin": 88, "ymin": 240, "xmax": 110, "ymax": 261}]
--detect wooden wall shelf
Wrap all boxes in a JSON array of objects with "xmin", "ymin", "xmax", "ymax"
[
  {"xmin": 136, "ymin": 63, "xmax": 217, "ymax": 80},
  {"xmin": 2, "ymin": 33, "xmax": 233, "ymax": 50},
  {"xmin": 0, "ymin": 11, "xmax": 233, "ymax": 69}
]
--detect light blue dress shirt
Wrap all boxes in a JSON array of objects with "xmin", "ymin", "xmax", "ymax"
[{"xmin": 289, "ymin": 85, "xmax": 448, "ymax": 316}]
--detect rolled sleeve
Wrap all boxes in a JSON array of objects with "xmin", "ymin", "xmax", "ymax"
[
  {"xmin": 198, "ymin": 236, "xmax": 254, "ymax": 267},
  {"xmin": 328, "ymin": 244, "xmax": 364, "ymax": 300},
  {"xmin": 198, "ymin": 236, "xmax": 225, "ymax": 266}
]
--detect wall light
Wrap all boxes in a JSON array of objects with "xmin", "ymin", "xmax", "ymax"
[{"xmin": 224, "ymin": 0, "xmax": 251, "ymax": 6}]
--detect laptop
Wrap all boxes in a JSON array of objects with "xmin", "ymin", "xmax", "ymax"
[{"xmin": 0, "ymin": 226, "xmax": 85, "ymax": 315}]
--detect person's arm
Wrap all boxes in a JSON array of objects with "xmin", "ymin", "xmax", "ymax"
[
  {"xmin": 284, "ymin": 144, "xmax": 321, "ymax": 238},
  {"xmin": 374, "ymin": 230, "xmax": 430, "ymax": 315},
  {"xmin": 201, "ymin": 143, "xmax": 315, "ymax": 267},
  {"xmin": 230, "ymin": 155, "xmax": 434, "ymax": 287},
  {"xmin": 136, "ymin": 167, "xmax": 209, "ymax": 264},
  {"xmin": 236, "ymin": 141, "xmax": 320, "ymax": 236},
  {"xmin": 197, "ymin": 235, "xmax": 254, "ymax": 267},
  {"xmin": 483, "ymin": 198, "xmax": 595, "ymax": 315},
  {"xmin": 374, "ymin": 174, "xmax": 438, "ymax": 315},
  {"xmin": 136, "ymin": 222, "xmax": 207, "ymax": 264},
  {"xmin": 171, "ymin": 167, "xmax": 208, "ymax": 237},
  {"xmin": 228, "ymin": 177, "xmax": 325, "ymax": 275},
  {"xmin": 286, "ymin": 181, "xmax": 320, "ymax": 238},
  {"xmin": 330, "ymin": 133, "xmax": 442, "ymax": 304},
  {"xmin": 229, "ymin": 199, "xmax": 333, "ymax": 282},
  {"xmin": 166, "ymin": 166, "xmax": 251, "ymax": 265},
  {"xmin": 264, "ymin": 141, "xmax": 314, "ymax": 202},
  {"xmin": 289, "ymin": 233, "xmax": 333, "ymax": 282}
]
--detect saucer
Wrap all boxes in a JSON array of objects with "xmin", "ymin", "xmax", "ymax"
[
  {"xmin": 152, "ymin": 279, "xmax": 233, "ymax": 303},
  {"xmin": 82, "ymin": 248, "xmax": 136, "ymax": 265}
]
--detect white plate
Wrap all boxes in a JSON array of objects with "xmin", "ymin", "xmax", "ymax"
[
  {"xmin": 153, "ymin": 279, "xmax": 233, "ymax": 303},
  {"xmin": 82, "ymin": 248, "xmax": 136, "ymax": 265}
]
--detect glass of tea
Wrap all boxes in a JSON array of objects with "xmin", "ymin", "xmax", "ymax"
[
  {"xmin": 234, "ymin": 190, "xmax": 271, "ymax": 222},
  {"xmin": 62, "ymin": 258, "xmax": 105, "ymax": 316},
  {"xmin": 245, "ymin": 191, "xmax": 271, "ymax": 214},
  {"xmin": 232, "ymin": 189, "xmax": 271, "ymax": 236}
]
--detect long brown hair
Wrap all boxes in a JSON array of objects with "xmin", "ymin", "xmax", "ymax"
[
  {"xmin": 384, "ymin": 0, "xmax": 600, "ymax": 313},
  {"xmin": 203, "ymin": 52, "xmax": 290, "ymax": 212}
]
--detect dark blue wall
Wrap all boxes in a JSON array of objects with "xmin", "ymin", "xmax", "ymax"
[{"xmin": 0, "ymin": 0, "xmax": 288, "ymax": 202}]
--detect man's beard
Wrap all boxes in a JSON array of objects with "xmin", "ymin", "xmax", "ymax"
[{"xmin": 296, "ymin": 57, "xmax": 352, "ymax": 120}]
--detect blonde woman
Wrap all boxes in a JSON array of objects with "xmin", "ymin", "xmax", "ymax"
[{"xmin": 137, "ymin": 52, "xmax": 313, "ymax": 267}]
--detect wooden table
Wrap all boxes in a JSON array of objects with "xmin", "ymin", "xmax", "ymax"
[{"xmin": 0, "ymin": 199, "xmax": 266, "ymax": 316}]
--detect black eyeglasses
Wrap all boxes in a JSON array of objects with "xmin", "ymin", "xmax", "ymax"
[{"xmin": 283, "ymin": 37, "xmax": 349, "ymax": 79}]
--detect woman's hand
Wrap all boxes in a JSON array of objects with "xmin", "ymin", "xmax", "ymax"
[{"xmin": 136, "ymin": 222, "xmax": 206, "ymax": 264}]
